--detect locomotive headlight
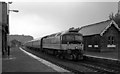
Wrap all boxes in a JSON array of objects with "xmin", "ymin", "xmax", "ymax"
[{"xmin": 75, "ymin": 46, "xmax": 78, "ymax": 49}]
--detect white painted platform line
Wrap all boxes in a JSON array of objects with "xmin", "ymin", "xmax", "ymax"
[
  {"xmin": 85, "ymin": 54, "xmax": 119, "ymax": 61},
  {"xmin": 19, "ymin": 47, "xmax": 70, "ymax": 72}
]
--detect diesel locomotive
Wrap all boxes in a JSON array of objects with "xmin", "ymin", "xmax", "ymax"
[{"xmin": 24, "ymin": 28, "xmax": 84, "ymax": 60}]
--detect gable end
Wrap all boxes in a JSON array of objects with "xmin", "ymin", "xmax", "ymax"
[{"xmin": 100, "ymin": 20, "xmax": 120, "ymax": 36}]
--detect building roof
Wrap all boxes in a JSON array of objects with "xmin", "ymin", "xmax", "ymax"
[{"xmin": 79, "ymin": 20, "xmax": 120, "ymax": 36}]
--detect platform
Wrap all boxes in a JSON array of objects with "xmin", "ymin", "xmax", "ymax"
[
  {"xmin": 2, "ymin": 46, "xmax": 70, "ymax": 74},
  {"xmin": 84, "ymin": 51, "xmax": 119, "ymax": 61}
]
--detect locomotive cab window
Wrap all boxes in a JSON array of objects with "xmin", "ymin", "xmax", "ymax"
[{"xmin": 62, "ymin": 34, "xmax": 82, "ymax": 44}]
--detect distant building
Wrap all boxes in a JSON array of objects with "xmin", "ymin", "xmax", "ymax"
[
  {"xmin": 79, "ymin": 20, "xmax": 120, "ymax": 52},
  {"xmin": 10, "ymin": 39, "xmax": 22, "ymax": 47},
  {"xmin": 8, "ymin": 35, "xmax": 33, "ymax": 45}
]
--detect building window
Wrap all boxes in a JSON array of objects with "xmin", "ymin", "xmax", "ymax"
[
  {"xmin": 88, "ymin": 45, "xmax": 92, "ymax": 47},
  {"xmin": 94, "ymin": 45, "xmax": 98, "ymax": 47},
  {"xmin": 108, "ymin": 36, "xmax": 114, "ymax": 45},
  {"xmin": 107, "ymin": 45, "xmax": 116, "ymax": 47},
  {"xmin": 107, "ymin": 36, "xmax": 116, "ymax": 48}
]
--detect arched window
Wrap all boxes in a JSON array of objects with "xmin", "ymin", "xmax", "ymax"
[{"xmin": 108, "ymin": 36, "xmax": 114, "ymax": 45}]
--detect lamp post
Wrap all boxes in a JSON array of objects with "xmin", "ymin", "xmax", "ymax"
[
  {"xmin": 7, "ymin": 2, "xmax": 19, "ymax": 57},
  {"xmin": 8, "ymin": 2, "xmax": 19, "ymax": 14},
  {"xmin": 9, "ymin": 10, "xmax": 19, "ymax": 12}
]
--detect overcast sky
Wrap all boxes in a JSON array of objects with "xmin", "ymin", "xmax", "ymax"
[{"xmin": 8, "ymin": 1, "xmax": 118, "ymax": 38}]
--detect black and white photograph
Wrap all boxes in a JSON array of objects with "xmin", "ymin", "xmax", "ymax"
[{"xmin": 1, "ymin": 0, "xmax": 120, "ymax": 74}]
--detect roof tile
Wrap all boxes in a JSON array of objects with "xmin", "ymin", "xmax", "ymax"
[{"xmin": 79, "ymin": 20, "xmax": 112, "ymax": 36}]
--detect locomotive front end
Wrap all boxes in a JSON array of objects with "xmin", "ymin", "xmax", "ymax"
[{"xmin": 61, "ymin": 33, "xmax": 84, "ymax": 60}]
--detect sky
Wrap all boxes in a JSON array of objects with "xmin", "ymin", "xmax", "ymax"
[{"xmin": 7, "ymin": 0, "xmax": 118, "ymax": 39}]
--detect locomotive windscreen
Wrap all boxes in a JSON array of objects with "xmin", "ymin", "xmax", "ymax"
[{"xmin": 62, "ymin": 34, "xmax": 82, "ymax": 44}]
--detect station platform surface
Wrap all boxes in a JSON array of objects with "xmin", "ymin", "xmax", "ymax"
[
  {"xmin": 84, "ymin": 51, "xmax": 120, "ymax": 61},
  {"xmin": 2, "ymin": 47, "xmax": 70, "ymax": 74}
]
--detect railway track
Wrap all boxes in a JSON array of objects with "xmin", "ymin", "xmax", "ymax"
[
  {"xmin": 21, "ymin": 47, "xmax": 120, "ymax": 74},
  {"xmin": 80, "ymin": 60, "xmax": 119, "ymax": 74},
  {"xmin": 74, "ymin": 61, "xmax": 119, "ymax": 74}
]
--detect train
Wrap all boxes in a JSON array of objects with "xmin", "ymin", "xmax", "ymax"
[{"xmin": 24, "ymin": 28, "xmax": 84, "ymax": 60}]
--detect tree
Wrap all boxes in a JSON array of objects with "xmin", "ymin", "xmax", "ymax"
[
  {"xmin": 113, "ymin": 12, "xmax": 120, "ymax": 28},
  {"xmin": 109, "ymin": 12, "xmax": 120, "ymax": 28},
  {"xmin": 109, "ymin": 12, "xmax": 114, "ymax": 20}
]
